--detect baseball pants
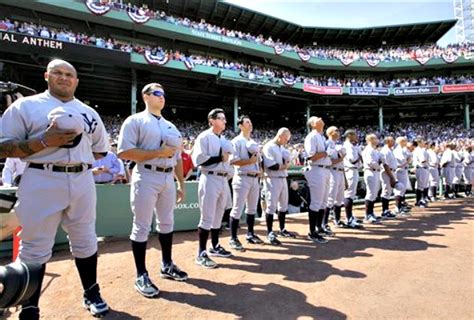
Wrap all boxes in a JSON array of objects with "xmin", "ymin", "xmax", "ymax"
[
  {"xmin": 364, "ymin": 169, "xmax": 380, "ymax": 201},
  {"xmin": 198, "ymin": 173, "xmax": 229, "ymax": 230},
  {"xmin": 328, "ymin": 169, "xmax": 344, "ymax": 207},
  {"xmin": 264, "ymin": 176, "xmax": 288, "ymax": 214},
  {"xmin": 415, "ymin": 168, "xmax": 429, "ymax": 190},
  {"xmin": 304, "ymin": 167, "xmax": 330, "ymax": 211},
  {"xmin": 344, "ymin": 168, "xmax": 359, "ymax": 199},
  {"xmin": 230, "ymin": 175, "xmax": 259, "ymax": 219}
]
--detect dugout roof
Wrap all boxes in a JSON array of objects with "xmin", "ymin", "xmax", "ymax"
[{"xmin": 141, "ymin": 0, "xmax": 456, "ymax": 47}]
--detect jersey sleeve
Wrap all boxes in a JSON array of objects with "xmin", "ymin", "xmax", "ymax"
[
  {"xmin": 304, "ymin": 135, "xmax": 316, "ymax": 158},
  {"xmin": 117, "ymin": 117, "xmax": 139, "ymax": 154},
  {"xmin": 0, "ymin": 101, "xmax": 28, "ymax": 142},
  {"xmin": 191, "ymin": 134, "xmax": 210, "ymax": 166},
  {"xmin": 263, "ymin": 144, "xmax": 278, "ymax": 168},
  {"xmin": 229, "ymin": 139, "xmax": 242, "ymax": 164}
]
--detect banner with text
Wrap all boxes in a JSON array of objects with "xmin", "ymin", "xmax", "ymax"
[
  {"xmin": 348, "ymin": 87, "xmax": 389, "ymax": 96},
  {"xmin": 393, "ymin": 86, "xmax": 440, "ymax": 96},
  {"xmin": 441, "ymin": 84, "xmax": 474, "ymax": 93},
  {"xmin": 303, "ymin": 84, "xmax": 343, "ymax": 95}
]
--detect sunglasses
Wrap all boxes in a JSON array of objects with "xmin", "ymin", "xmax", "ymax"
[{"xmin": 148, "ymin": 90, "xmax": 166, "ymax": 97}]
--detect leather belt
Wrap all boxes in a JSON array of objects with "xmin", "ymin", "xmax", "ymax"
[
  {"xmin": 314, "ymin": 164, "xmax": 330, "ymax": 169},
  {"xmin": 365, "ymin": 168, "xmax": 380, "ymax": 172},
  {"xmin": 204, "ymin": 171, "xmax": 228, "ymax": 177},
  {"xmin": 416, "ymin": 166, "xmax": 428, "ymax": 169},
  {"xmin": 29, "ymin": 163, "xmax": 91, "ymax": 173},
  {"xmin": 144, "ymin": 164, "xmax": 173, "ymax": 173},
  {"xmin": 239, "ymin": 173, "xmax": 259, "ymax": 178},
  {"xmin": 331, "ymin": 167, "xmax": 344, "ymax": 172}
]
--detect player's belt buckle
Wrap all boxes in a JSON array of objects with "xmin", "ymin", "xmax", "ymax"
[
  {"xmin": 331, "ymin": 167, "xmax": 344, "ymax": 172},
  {"xmin": 206, "ymin": 171, "xmax": 228, "ymax": 177},
  {"xmin": 144, "ymin": 164, "xmax": 173, "ymax": 173},
  {"xmin": 244, "ymin": 173, "xmax": 258, "ymax": 178},
  {"xmin": 316, "ymin": 164, "xmax": 329, "ymax": 169}
]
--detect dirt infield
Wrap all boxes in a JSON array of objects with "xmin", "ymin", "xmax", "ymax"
[{"xmin": 2, "ymin": 198, "xmax": 473, "ymax": 319}]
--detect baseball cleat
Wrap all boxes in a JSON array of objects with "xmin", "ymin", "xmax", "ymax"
[
  {"xmin": 229, "ymin": 238, "xmax": 245, "ymax": 251},
  {"xmin": 307, "ymin": 232, "xmax": 328, "ymax": 244},
  {"xmin": 266, "ymin": 232, "xmax": 281, "ymax": 246},
  {"xmin": 195, "ymin": 251, "xmax": 218, "ymax": 269},
  {"xmin": 208, "ymin": 244, "xmax": 232, "ymax": 257},
  {"xmin": 160, "ymin": 263, "xmax": 188, "ymax": 281},
  {"xmin": 83, "ymin": 283, "xmax": 110, "ymax": 316},
  {"xmin": 246, "ymin": 234, "xmax": 264, "ymax": 244},
  {"xmin": 381, "ymin": 210, "xmax": 396, "ymax": 219},
  {"xmin": 279, "ymin": 229, "xmax": 296, "ymax": 238},
  {"xmin": 134, "ymin": 273, "xmax": 160, "ymax": 298}
]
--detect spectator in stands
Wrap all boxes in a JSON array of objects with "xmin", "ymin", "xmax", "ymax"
[
  {"xmin": 1, "ymin": 157, "xmax": 26, "ymax": 187},
  {"xmin": 92, "ymin": 151, "xmax": 122, "ymax": 184}
]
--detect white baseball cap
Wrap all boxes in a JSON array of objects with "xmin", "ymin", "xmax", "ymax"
[{"xmin": 47, "ymin": 106, "xmax": 84, "ymax": 148}]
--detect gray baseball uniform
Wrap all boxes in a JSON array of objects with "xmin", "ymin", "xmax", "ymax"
[
  {"xmin": 380, "ymin": 145, "xmax": 397, "ymax": 199},
  {"xmin": 117, "ymin": 111, "xmax": 181, "ymax": 242},
  {"xmin": 362, "ymin": 145, "xmax": 382, "ymax": 202},
  {"xmin": 230, "ymin": 135, "xmax": 260, "ymax": 219},
  {"xmin": 393, "ymin": 145, "xmax": 411, "ymax": 197},
  {"xmin": 427, "ymin": 149, "xmax": 440, "ymax": 188},
  {"xmin": 327, "ymin": 139, "xmax": 345, "ymax": 207},
  {"xmin": 262, "ymin": 140, "xmax": 289, "ymax": 214},
  {"xmin": 413, "ymin": 147, "xmax": 429, "ymax": 190},
  {"xmin": 462, "ymin": 150, "xmax": 473, "ymax": 185},
  {"xmin": 304, "ymin": 130, "xmax": 332, "ymax": 211},
  {"xmin": 343, "ymin": 140, "xmax": 362, "ymax": 200},
  {"xmin": 440, "ymin": 149, "xmax": 455, "ymax": 186},
  {"xmin": 454, "ymin": 151, "xmax": 463, "ymax": 184},
  {"xmin": 192, "ymin": 128, "xmax": 233, "ymax": 230},
  {"xmin": 1, "ymin": 90, "xmax": 109, "ymax": 264}
]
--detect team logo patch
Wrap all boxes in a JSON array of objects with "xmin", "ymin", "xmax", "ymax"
[
  {"xmin": 441, "ymin": 52, "xmax": 459, "ymax": 64},
  {"xmin": 127, "ymin": 10, "xmax": 151, "ymax": 24},
  {"xmin": 297, "ymin": 51, "xmax": 311, "ymax": 62},
  {"xmin": 81, "ymin": 113, "xmax": 98, "ymax": 134},
  {"xmin": 339, "ymin": 56, "xmax": 354, "ymax": 66},
  {"xmin": 274, "ymin": 45, "xmax": 285, "ymax": 55},
  {"xmin": 144, "ymin": 50, "xmax": 169, "ymax": 65},
  {"xmin": 85, "ymin": 0, "xmax": 111, "ymax": 16},
  {"xmin": 281, "ymin": 76, "xmax": 296, "ymax": 86},
  {"xmin": 184, "ymin": 58, "xmax": 194, "ymax": 70}
]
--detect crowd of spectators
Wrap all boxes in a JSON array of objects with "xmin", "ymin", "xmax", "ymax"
[
  {"xmin": 1, "ymin": 17, "xmax": 472, "ymax": 89},
  {"xmin": 90, "ymin": 0, "xmax": 474, "ymax": 63}
]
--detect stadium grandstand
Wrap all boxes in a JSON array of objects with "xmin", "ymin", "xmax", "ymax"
[{"xmin": 0, "ymin": 0, "xmax": 473, "ymax": 136}]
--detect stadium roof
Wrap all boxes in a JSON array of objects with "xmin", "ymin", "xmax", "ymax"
[{"xmin": 142, "ymin": 0, "xmax": 457, "ymax": 47}]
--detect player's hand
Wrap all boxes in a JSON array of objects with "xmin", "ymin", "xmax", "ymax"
[
  {"xmin": 159, "ymin": 145, "xmax": 177, "ymax": 158},
  {"xmin": 92, "ymin": 167, "xmax": 103, "ymax": 175},
  {"xmin": 176, "ymin": 187, "xmax": 185, "ymax": 203},
  {"xmin": 42, "ymin": 121, "xmax": 79, "ymax": 147},
  {"xmin": 101, "ymin": 166, "xmax": 110, "ymax": 173},
  {"xmin": 249, "ymin": 153, "xmax": 258, "ymax": 164},
  {"xmin": 222, "ymin": 153, "xmax": 230, "ymax": 163}
]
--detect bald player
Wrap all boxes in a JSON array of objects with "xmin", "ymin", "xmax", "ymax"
[
  {"xmin": 192, "ymin": 108, "xmax": 233, "ymax": 268},
  {"xmin": 118, "ymin": 83, "xmax": 188, "ymax": 299},
  {"xmin": 262, "ymin": 127, "xmax": 294, "ymax": 245},
  {"xmin": 304, "ymin": 117, "xmax": 332, "ymax": 243},
  {"xmin": 0, "ymin": 59, "xmax": 109, "ymax": 318},
  {"xmin": 362, "ymin": 134, "xmax": 383, "ymax": 223},
  {"xmin": 379, "ymin": 137, "xmax": 398, "ymax": 218},
  {"xmin": 393, "ymin": 137, "xmax": 411, "ymax": 214},
  {"xmin": 228, "ymin": 115, "xmax": 263, "ymax": 251},
  {"xmin": 342, "ymin": 130, "xmax": 363, "ymax": 228},
  {"xmin": 325, "ymin": 126, "xmax": 345, "ymax": 231}
]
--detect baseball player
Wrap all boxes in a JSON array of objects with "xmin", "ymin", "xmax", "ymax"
[
  {"xmin": 379, "ymin": 137, "xmax": 398, "ymax": 218},
  {"xmin": 453, "ymin": 146, "xmax": 464, "ymax": 198},
  {"xmin": 117, "ymin": 83, "xmax": 188, "ymax": 299},
  {"xmin": 413, "ymin": 139, "xmax": 429, "ymax": 207},
  {"xmin": 427, "ymin": 142, "xmax": 440, "ymax": 201},
  {"xmin": 1, "ymin": 157, "xmax": 26, "ymax": 187},
  {"xmin": 440, "ymin": 143, "xmax": 456, "ymax": 199},
  {"xmin": 0, "ymin": 59, "xmax": 109, "ymax": 318},
  {"xmin": 228, "ymin": 115, "xmax": 263, "ymax": 251},
  {"xmin": 192, "ymin": 108, "xmax": 233, "ymax": 269},
  {"xmin": 462, "ymin": 146, "xmax": 473, "ymax": 196},
  {"xmin": 342, "ymin": 130, "xmax": 363, "ymax": 228},
  {"xmin": 325, "ymin": 126, "xmax": 345, "ymax": 231},
  {"xmin": 262, "ymin": 128, "xmax": 294, "ymax": 245},
  {"xmin": 393, "ymin": 137, "xmax": 411, "ymax": 214},
  {"xmin": 304, "ymin": 117, "xmax": 331, "ymax": 243},
  {"xmin": 362, "ymin": 134, "xmax": 383, "ymax": 223}
]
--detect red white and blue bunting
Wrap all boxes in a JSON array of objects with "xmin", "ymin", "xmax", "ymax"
[
  {"xmin": 183, "ymin": 58, "xmax": 194, "ymax": 70},
  {"xmin": 85, "ymin": 0, "xmax": 111, "ymax": 16},
  {"xmin": 281, "ymin": 76, "xmax": 296, "ymax": 86},
  {"xmin": 366, "ymin": 58, "xmax": 380, "ymax": 67},
  {"xmin": 441, "ymin": 52, "xmax": 459, "ymax": 64},
  {"xmin": 297, "ymin": 51, "xmax": 311, "ymax": 62},
  {"xmin": 339, "ymin": 57, "xmax": 354, "ymax": 66},
  {"xmin": 144, "ymin": 51, "xmax": 169, "ymax": 65},
  {"xmin": 127, "ymin": 10, "xmax": 151, "ymax": 24},
  {"xmin": 274, "ymin": 45, "xmax": 285, "ymax": 55},
  {"xmin": 415, "ymin": 56, "xmax": 430, "ymax": 65}
]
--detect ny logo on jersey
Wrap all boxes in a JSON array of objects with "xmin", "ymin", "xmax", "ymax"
[{"xmin": 81, "ymin": 113, "xmax": 98, "ymax": 134}]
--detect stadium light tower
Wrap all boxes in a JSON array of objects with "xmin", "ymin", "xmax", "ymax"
[{"xmin": 454, "ymin": 0, "xmax": 474, "ymax": 42}]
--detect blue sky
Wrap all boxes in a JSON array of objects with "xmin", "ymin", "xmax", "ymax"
[{"xmin": 225, "ymin": 0, "xmax": 456, "ymax": 46}]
